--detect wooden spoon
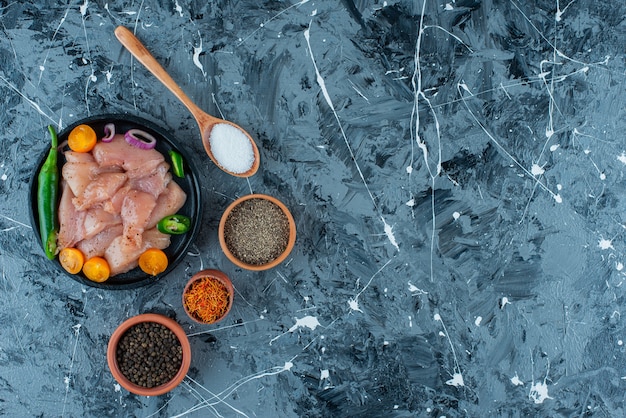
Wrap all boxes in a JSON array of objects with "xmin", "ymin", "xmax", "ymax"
[{"xmin": 114, "ymin": 26, "xmax": 259, "ymax": 178}]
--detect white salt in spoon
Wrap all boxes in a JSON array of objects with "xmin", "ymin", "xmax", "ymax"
[{"xmin": 115, "ymin": 26, "xmax": 260, "ymax": 177}]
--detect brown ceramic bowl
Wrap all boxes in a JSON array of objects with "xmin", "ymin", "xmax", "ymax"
[
  {"xmin": 107, "ymin": 313, "xmax": 191, "ymax": 396},
  {"xmin": 218, "ymin": 194, "xmax": 296, "ymax": 271},
  {"xmin": 183, "ymin": 269, "xmax": 234, "ymax": 324}
]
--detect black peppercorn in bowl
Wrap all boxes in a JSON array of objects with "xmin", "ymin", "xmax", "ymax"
[{"xmin": 107, "ymin": 313, "xmax": 191, "ymax": 396}]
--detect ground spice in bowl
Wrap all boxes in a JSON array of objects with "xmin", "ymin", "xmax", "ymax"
[
  {"xmin": 223, "ymin": 198, "xmax": 290, "ymax": 266},
  {"xmin": 183, "ymin": 274, "xmax": 232, "ymax": 324},
  {"xmin": 116, "ymin": 322, "xmax": 183, "ymax": 388}
]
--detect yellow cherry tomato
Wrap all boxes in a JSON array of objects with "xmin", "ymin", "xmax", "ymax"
[
  {"xmin": 138, "ymin": 248, "xmax": 168, "ymax": 276},
  {"xmin": 82, "ymin": 256, "xmax": 110, "ymax": 282},
  {"xmin": 68, "ymin": 124, "xmax": 97, "ymax": 153},
  {"xmin": 59, "ymin": 248, "xmax": 85, "ymax": 275}
]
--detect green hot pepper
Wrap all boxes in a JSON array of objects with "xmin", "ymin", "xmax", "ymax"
[
  {"xmin": 168, "ymin": 149, "xmax": 185, "ymax": 178},
  {"xmin": 157, "ymin": 214, "xmax": 191, "ymax": 235},
  {"xmin": 37, "ymin": 125, "xmax": 59, "ymax": 260}
]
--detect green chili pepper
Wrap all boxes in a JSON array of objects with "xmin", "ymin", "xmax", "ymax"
[
  {"xmin": 37, "ymin": 125, "xmax": 59, "ymax": 260},
  {"xmin": 157, "ymin": 214, "xmax": 191, "ymax": 235},
  {"xmin": 168, "ymin": 149, "xmax": 185, "ymax": 178}
]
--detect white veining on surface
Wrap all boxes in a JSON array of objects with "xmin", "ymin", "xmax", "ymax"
[
  {"xmin": 434, "ymin": 313, "xmax": 465, "ymax": 388},
  {"xmin": 61, "ymin": 323, "xmax": 82, "ymax": 417},
  {"xmin": 0, "ymin": 214, "xmax": 30, "ymax": 230},
  {"xmin": 529, "ymin": 353, "xmax": 554, "ymax": 404},
  {"xmin": 445, "ymin": 372, "xmax": 465, "ymax": 388},
  {"xmin": 458, "ymin": 82, "xmax": 563, "ymax": 204},
  {"xmin": 175, "ymin": 360, "xmax": 295, "ymax": 417},
  {"xmin": 0, "ymin": 0, "xmax": 624, "ymax": 415},
  {"xmin": 192, "ymin": 31, "xmax": 206, "ymax": 77},
  {"xmin": 529, "ymin": 378, "xmax": 552, "ymax": 404},
  {"xmin": 79, "ymin": 0, "xmax": 97, "ymax": 116},
  {"xmin": 409, "ymin": 2, "xmax": 474, "ymax": 282},
  {"xmin": 269, "ymin": 315, "xmax": 322, "ymax": 345},
  {"xmin": 381, "ymin": 217, "xmax": 399, "ymax": 251},
  {"xmin": 38, "ymin": 5, "xmax": 70, "ymax": 87},
  {"xmin": 174, "ymin": 0, "xmax": 184, "ymax": 17},
  {"xmin": 511, "ymin": 373, "xmax": 524, "ymax": 386},
  {"xmin": 304, "ymin": 23, "xmax": 398, "ymax": 252},
  {"xmin": 347, "ymin": 258, "xmax": 393, "ymax": 313},
  {"xmin": 408, "ymin": 282, "xmax": 428, "ymax": 294},
  {"xmin": 411, "ymin": 0, "xmax": 441, "ymax": 283},
  {"xmin": 0, "ymin": 75, "xmax": 58, "ymax": 126},
  {"xmin": 129, "ymin": 0, "xmax": 145, "ymax": 111},
  {"xmin": 236, "ymin": 0, "xmax": 310, "ymax": 46},
  {"xmin": 185, "ymin": 317, "xmax": 264, "ymax": 338},
  {"xmin": 598, "ymin": 238, "xmax": 614, "ymax": 250}
]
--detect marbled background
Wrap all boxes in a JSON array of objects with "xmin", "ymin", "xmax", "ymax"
[{"xmin": 1, "ymin": 0, "xmax": 625, "ymax": 416}]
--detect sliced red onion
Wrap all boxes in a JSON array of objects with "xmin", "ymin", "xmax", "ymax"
[
  {"xmin": 124, "ymin": 129, "xmax": 157, "ymax": 149},
  {"xmin": 102, "ymin": 123, "xmax": 116, "ymax": 142}
]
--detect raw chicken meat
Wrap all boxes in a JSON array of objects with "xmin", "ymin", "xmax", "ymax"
[
  {"xmin": 105, "ymin": 229, "xmax": 171, "ymax": 276},
  {"xmin": 65, "ymin": 151, "xmax": 95, "ymax": 163},
  {"xmin": 129, "ymin": 161, "xmax": 172, "ymax": 199},
  {"xmin": 147, "ymin": 180, "xmax": 187, "ymax": 229},
  {"xmin": 92, "ymin": 134, "xmax": 165, "ymax": 177},
  {"xmin": 58, "ymin": 182, "xmax": 87, "ymax": 249},
  {"xmin": 120, "ymin": 189, "xmax": 157, "ymax": 247},
  {"xmin": 73, "ymin": 172, "xmax": 128, "ymax": 211},
  {"xmin": 83, "ymin": 207, "xmax": 122, "ymax": 240},
  {"xmin": 57, "ymin": 131, "xmax": 188, "ymax": 277},
  {"xmin": 62, "ymin": 160, "xmax": 100, "ymax": 197},
  {"xmin": 77, "ymin": 224, "xmax": 123, "ymax": 260}
]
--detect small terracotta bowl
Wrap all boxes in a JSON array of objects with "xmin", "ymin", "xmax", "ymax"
[
  {"xmin": 107, "ymin": 313, "xmax": 191, "ymax": 396},
  {"xmin": 183, "ymin": 269, "xmax": 234, "ymax": 325},
  {"xmin": 218, "ymin": 193, "xmax": 296, "ymax": 271}
]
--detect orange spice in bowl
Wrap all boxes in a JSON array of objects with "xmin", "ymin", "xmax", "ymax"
[{"xmin": 183, "ymin": 269, "xmax": 234, "ymax": 324}]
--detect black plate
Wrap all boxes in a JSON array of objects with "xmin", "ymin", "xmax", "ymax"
[{"xmin": 29, "ymin": 114, "xmax": 202, "ymax": 289}]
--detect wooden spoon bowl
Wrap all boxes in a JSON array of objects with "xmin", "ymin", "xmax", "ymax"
[{"xmin": 114, "ymin": 26, "xmax": 260, "ymax": 178}]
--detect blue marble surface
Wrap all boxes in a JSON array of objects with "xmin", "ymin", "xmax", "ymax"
[{"xmin": 1, "ymin": 0, "xmax": 625, "ymax": 416}]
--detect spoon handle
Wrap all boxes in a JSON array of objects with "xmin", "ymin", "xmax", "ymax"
[{"xmin": 114, "ymin": 26, "xmax": 208, "ymax": 122}]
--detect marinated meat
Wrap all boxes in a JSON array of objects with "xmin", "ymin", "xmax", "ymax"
[
  {"xmin": 57, "ymin": 181, "xmax": 87, "ymax": 249},
  {"xmin": 83, "ymin": 207, "xmax": 122, "ymax": 240},
  {"xmin": 92, "ymin": 134, "xmax": 164, "ymax": 174},
  {"xmin": 77, "ymin": 224, "xmax": 124, "ymax": 260},
  {"xmin": 62, "ymin": 161, "xmax": 100, "ymax": 197},
  {"xmin": 105, "ymin": 228, "xmax": 171, "ymax": 276},
  {"xmin": 57, "ymin": 130, "xmax": 187, "ymax": 277},
  {"xmin": 65, "ymin": 151, "xmax": 95, "ymax": 163},
  {"xmin": 129, "ymin": 161, "xmax": 172, "ymax": 199},
  {"xmin": 120, "ymin": 190, "xmax": 157, "ymax": 247},
  {"xmin": 147, "ymin": 180, "xmax": 187, "ymax": 229},
  {"xmin": 72, "ymin": 172, "xmax": 127, "ymax": 211}
]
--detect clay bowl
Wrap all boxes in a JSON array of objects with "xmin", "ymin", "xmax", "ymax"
[
  {"xmin": 218, "ymin": 194, "xmax": 296, "ymax": 271},
  {"xmin": 29, "ymin": 114, "xmax": 202, "ymax": 289},
  {"xmin": 182, "ymin": 269, "xmax": 234, "ymax": 325},
  {"xmin": 107, "ymin": 313, "xmax": 191, "ymax": 396}
]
